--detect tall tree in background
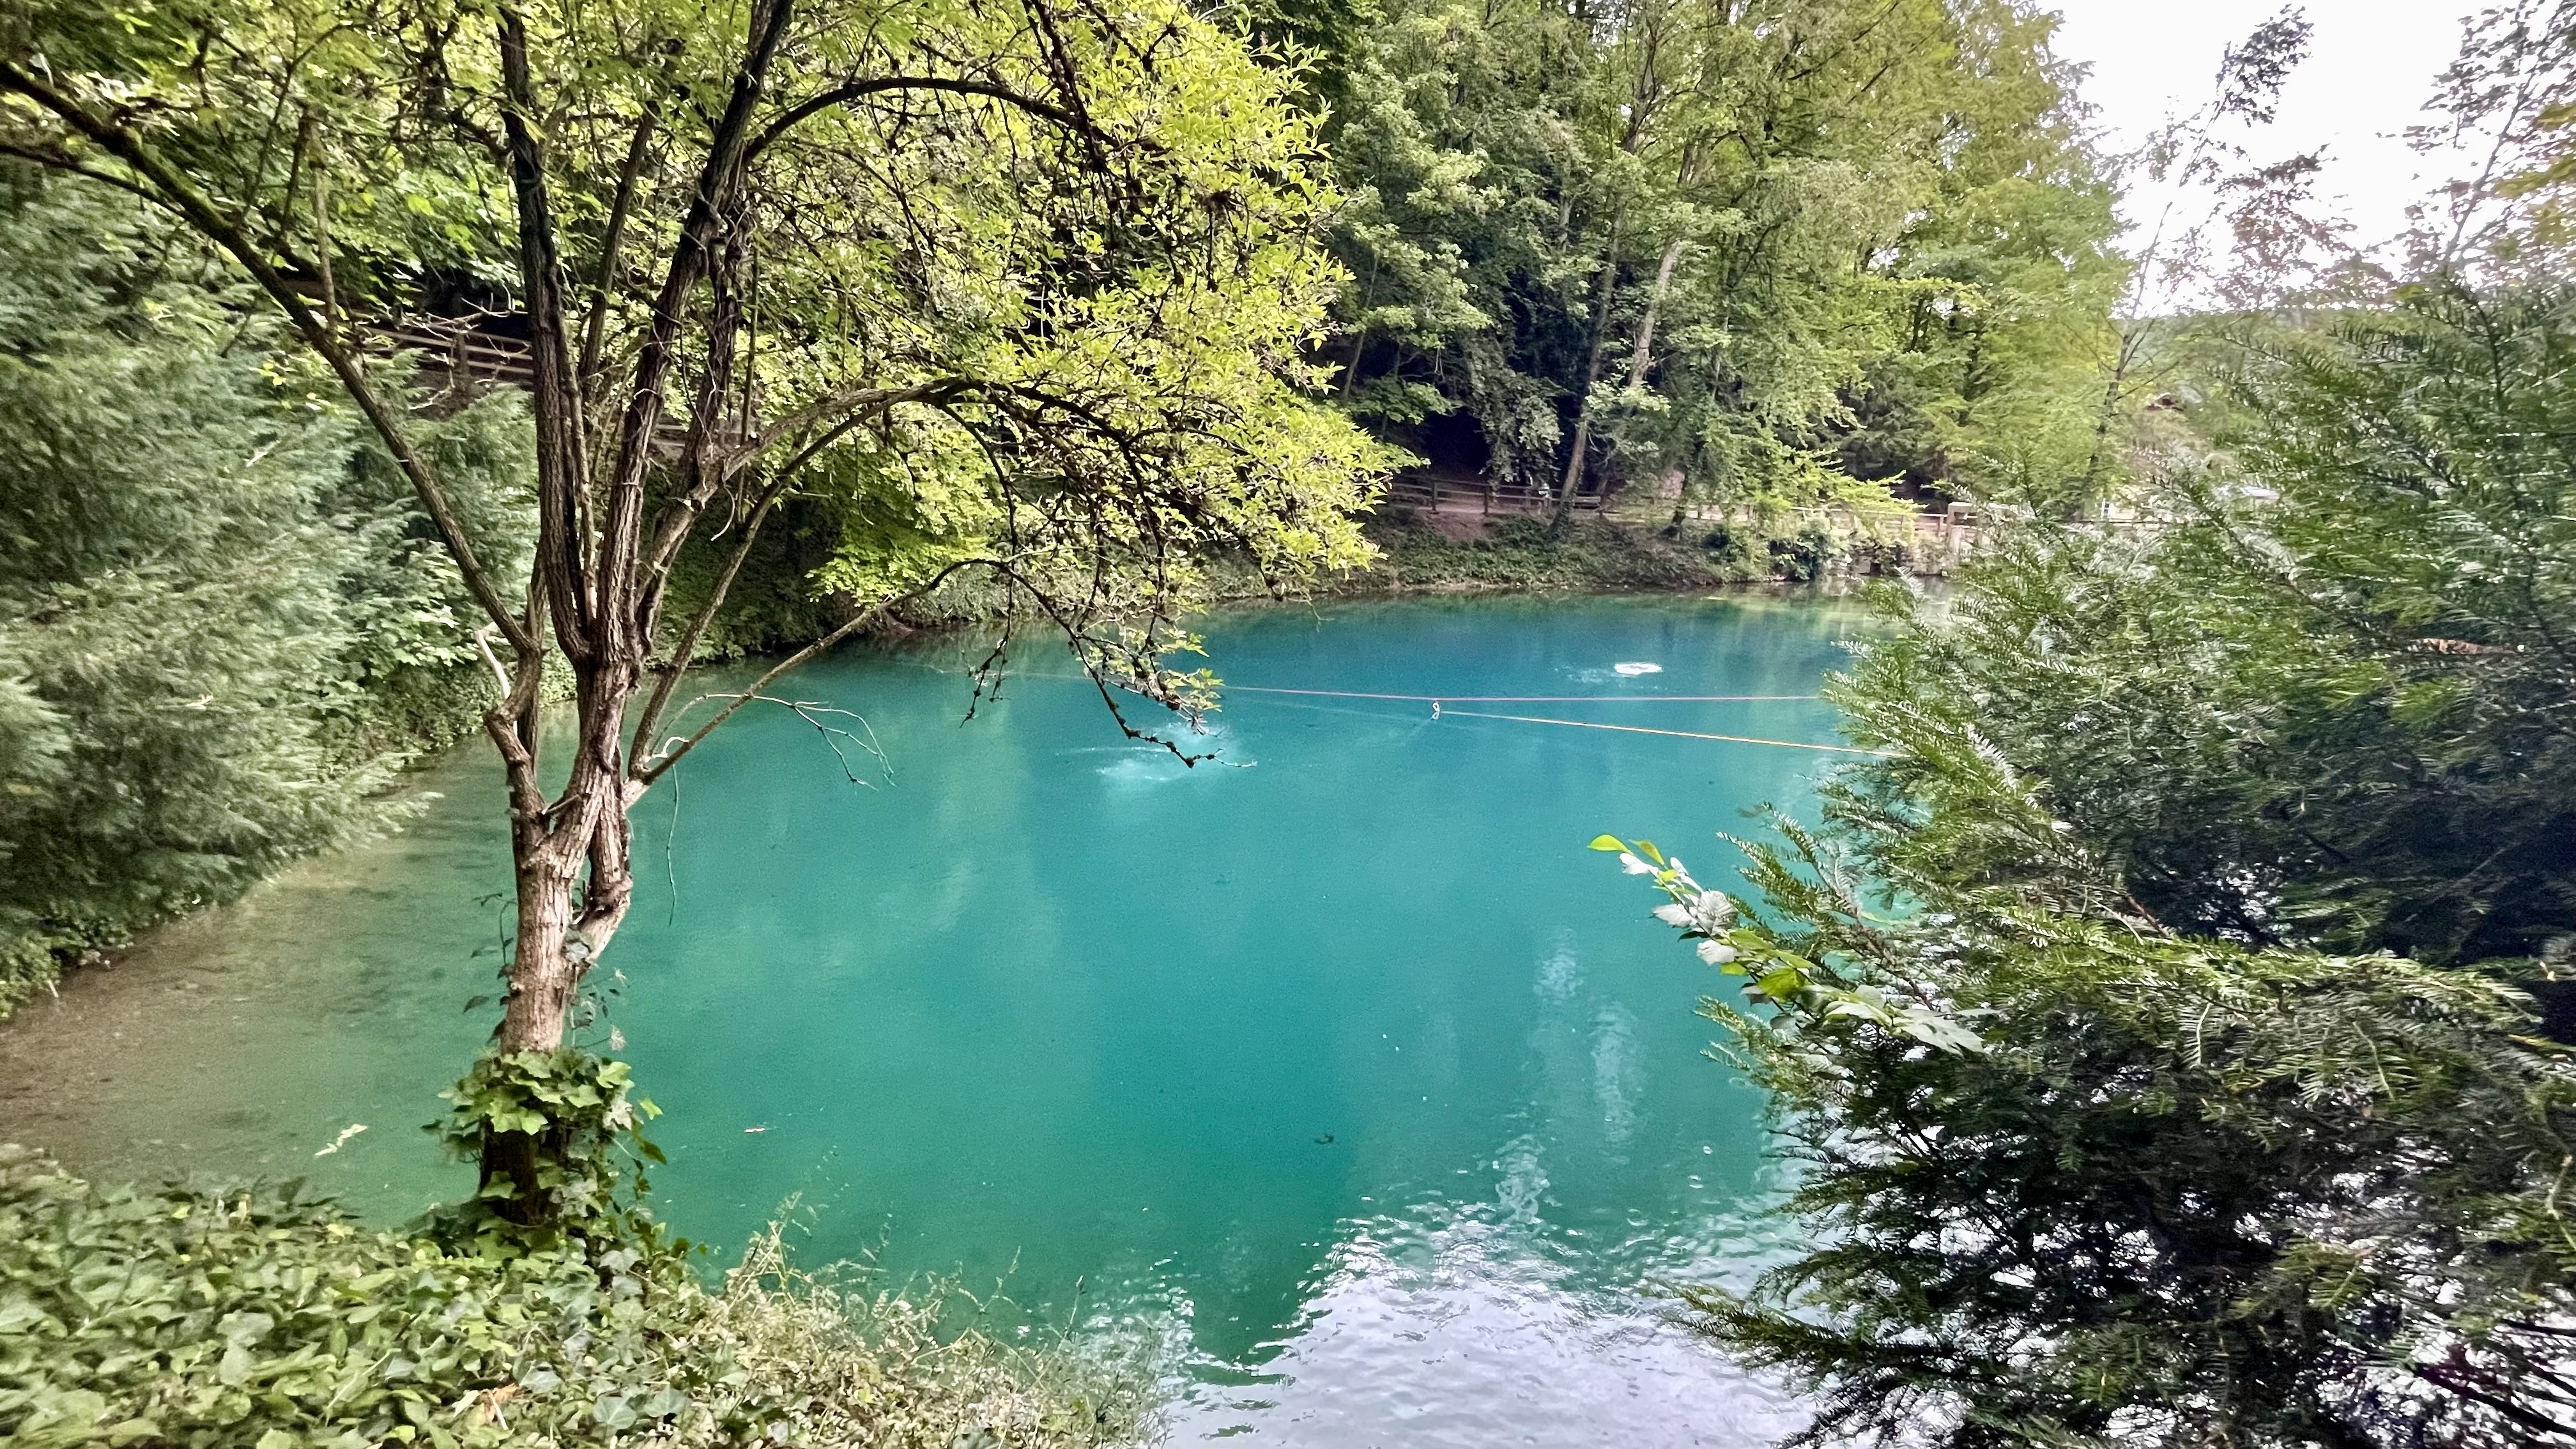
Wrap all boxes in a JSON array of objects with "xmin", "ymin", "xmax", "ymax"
[
  {"xmin": 2410, "ymin": 0, "xmax": 2576, "ymax": 272},
  {"xmin": 1, "ymin": 0, "xmax": 1382, "ymax": 1218},
  {"xmin": 2072, "ymin": 8, "xmax": 2354, "ymax": 513},
  {"xmin": 1318, "ymin": 0, "xmax": 2120, "ymax": 519}
]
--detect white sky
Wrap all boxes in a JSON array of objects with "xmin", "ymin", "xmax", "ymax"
[{"xmin": 2046, "ymin": 1, "xmax": 2477, "ymax": 251}]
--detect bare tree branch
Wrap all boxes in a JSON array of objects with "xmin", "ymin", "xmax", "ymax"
[
  {"xmin": 578, "ymin": 103, "xmax": 658, "ymax": 392},
  {"xmin": 594, "ymin": 0, "xmax": 798, "ymax": 665},
  {"xmin": 744, "ymin": 75, "xmax": 1097, "ymax": 164},
  {"xmin": 634, "ymin": 555, "xmax": 995, "ymax": 783},
  {"xmin": 496, "ymin": 6, "xmax": 598, "ymax": 661},
  {"xmin": 626, "ymin": 484, "xmax": 785, "ymax": 762}
]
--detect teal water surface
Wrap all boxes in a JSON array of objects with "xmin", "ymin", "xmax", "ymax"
[{"xmin": 0, "ymin": 595, "xmax": 1864, "ymax": 1446}]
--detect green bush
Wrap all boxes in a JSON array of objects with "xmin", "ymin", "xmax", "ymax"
[
  {"xmin": 1698, "ymin": 526, "xmax": 1751, "ymax": 568},
  {"xmin": 1763, "ymin": 523, "xmax": 1836, "ymax": 583},
  {"xmin": 1843, "ymin": 285, "xmax": 2576, "ymax": 963},
  {"xmin": 0, "ymin": 1145, "xmax": 1142, "ymax": 1449}
]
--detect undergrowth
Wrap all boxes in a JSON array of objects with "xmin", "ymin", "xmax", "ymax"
[
  {"xmin": 1313, "ymin": 510, "xmax": 1912, "ymax": 595},
  {"xmin": 0, "ymin": 1145, "xmax": 1149, "ymax": 1449}
]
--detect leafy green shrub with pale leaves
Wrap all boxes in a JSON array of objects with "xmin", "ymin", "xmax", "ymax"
[{"xmin": 0, "ymin": 1144, "xmax": 1143, "ymax": 1449}]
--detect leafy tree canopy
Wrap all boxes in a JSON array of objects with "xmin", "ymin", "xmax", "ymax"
[{"xmin": 1316, "ymin": 0, "xmax": 2122, "ymax": 514}]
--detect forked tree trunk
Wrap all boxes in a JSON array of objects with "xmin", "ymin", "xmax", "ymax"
[
  {"xmin": 1625, "ymin": 237, "xmax": 1684, "ymax": 390},
  {"xmin": 494, "ymin": 698, "xmax": 640, "ymax": 1056},
  {"xmin": 1622, "ymin": 238, "xmax": 1685, "ymax": 529},
  {"xmin": 474, "ymin": 667, "xmax": 645, "ymax": 1218},
  {"xmin": 1551, "ymin": 245, "xmax": 1621, "ymax": 532},
  {"xmin": 462, "ymin": 0, "xmax": 798, "ymax": 1212},
  {"xmin": 1555, "ymin": 227, "xmax": 1682, "ymax": 532}
]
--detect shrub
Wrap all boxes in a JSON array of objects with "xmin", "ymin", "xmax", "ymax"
[
  {"xmin": 0, "ymin": 1144, "xmax": 1144, "ymax": 1449},
  {"xmin": 1765, "ymin": 523, "xmax": 1836, "ymax": 582}
]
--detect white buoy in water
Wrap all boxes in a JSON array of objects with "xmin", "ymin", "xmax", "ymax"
[{"xmin": 1613, "ymin": 662, "xmax": 1664, "ymax": 675}]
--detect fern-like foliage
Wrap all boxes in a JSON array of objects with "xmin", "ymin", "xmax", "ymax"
[{"xmin": 1608, "ymin": 283, "xmax": 2576, "ymax": 1447}]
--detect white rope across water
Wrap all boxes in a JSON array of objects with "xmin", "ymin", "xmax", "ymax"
[
  {"xmin": 1435, "ymin": 709, "xmax": 1892, "ymax": 757},
  {"xmin": 894, "ymin": 660, "xmax": 1863, "ymax": 755},
  {"xmin": 1223, "ymin": 685, "xmax": 1818, "ymax": 703},
  {"xmin": 900, "ymin": 661, "xmax": 1813, "ymax": 705},
  {"xmin": 1222, "ymin": 684, "xmax": 1871, "ymax": 755}
]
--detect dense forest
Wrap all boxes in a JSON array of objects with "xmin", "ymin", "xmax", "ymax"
[
  {"xmin": 1301, "ymin": 0, "xmax": 2120, "ymax": 514},
  {"xmin": 4, "ymin": 0, "xmax": 2576, "ymax": 1445}
]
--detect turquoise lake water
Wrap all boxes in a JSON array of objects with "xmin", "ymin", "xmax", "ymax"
[{"xmin": 0, "ymin": 594, "xmax": 1869, "ymax": 1445}]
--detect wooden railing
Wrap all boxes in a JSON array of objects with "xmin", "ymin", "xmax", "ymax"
[
  {"xmin": 1379, "ymin": 472, "xmax": 1604, "ymax": 514},
  {"xmin": 369, "ymin": 318, "xmax": 538, "ymax": 390},
  {"xmin": 1383, "ymin": 477, "xmax": 1984, "ymax": 574},
  {"xmin": 364, "ymin": 317, "xmax": 747, "ymax": 456}
]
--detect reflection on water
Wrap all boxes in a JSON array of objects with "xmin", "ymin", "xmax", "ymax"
[
  {"xmin": 0, "ymin": 595, "xmax": 1865, "ymax": 1446},
  {"xmin": 1167, "ymin": 1204, "xmax": 1807, "ymax": 1446}
]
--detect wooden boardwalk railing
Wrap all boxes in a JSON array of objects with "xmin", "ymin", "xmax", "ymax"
[
  {"xmin": 1379, "ymin": 473, "xmax": 1602, "ymax": 514},
  {"xmin": 369, "ymin": 319, "xmax": 537, "ymax": 390}
]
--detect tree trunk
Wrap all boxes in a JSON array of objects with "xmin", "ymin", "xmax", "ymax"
[
  {"xmin": 494, "ymin": 702, "xmax": 640, "ymax": 1054},
  {"xmin": 474, "ymin": 669, "xmax": 642, "ymax": 1219},
  {"xmin": 501, "ymin": 813, "xmax": 583, "ymax": 1054},
  {"xmin": 1625, "ymin": 236, "xmax": 1683, "ymax": 388},
  {"xmin": 1340, "ymin": 255, "xmax": 1378, "ymax": 399},
  {"xmin": 1551, "ymin": 232, "xmax": 1624, "ymax": 532},
  {"xmin": 1623, "ymin": 238, "xmax": 1685, "ymax": 528}
]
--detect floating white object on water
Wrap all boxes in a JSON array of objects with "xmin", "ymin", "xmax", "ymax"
[{"xmin": 1613, "ymin": 661, "xmax": 1664, "ymax": 675}]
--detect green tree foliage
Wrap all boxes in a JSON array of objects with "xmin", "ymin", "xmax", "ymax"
[
  {"xmin": 0, "ymin": 183, "xmax": 533, "ymax": 1009},
  {"xmin": 1844, "ymin": 284, "xmax": 2576, "ymax": 963},
  {"xmin": 1319, "ymin": 0, "xmax": 2122, "ymax": 513},
  {"xmin": 1608, "ymin": 284, "xmax": 2576, "ymax": 1445},
  {"xmin": 1, "ymin": 0, "xmax": 1388, "ymax": 1211},
  {"xmin": 1614, "ymin": 793, "xmax": 2576, "ymax": 1446},
  {"xmin": 2410, "ymin": 0, "xmax": 2576, "ymax": 272}
]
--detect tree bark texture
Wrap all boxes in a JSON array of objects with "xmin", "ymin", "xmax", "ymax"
[
  {"xmin": 1625, "ymin": 237, "xmax": 1685, "ymax": 388},
  {"xmin": 1552, "ymin": 231, "xmax": 1623, "ymax": 530}
]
